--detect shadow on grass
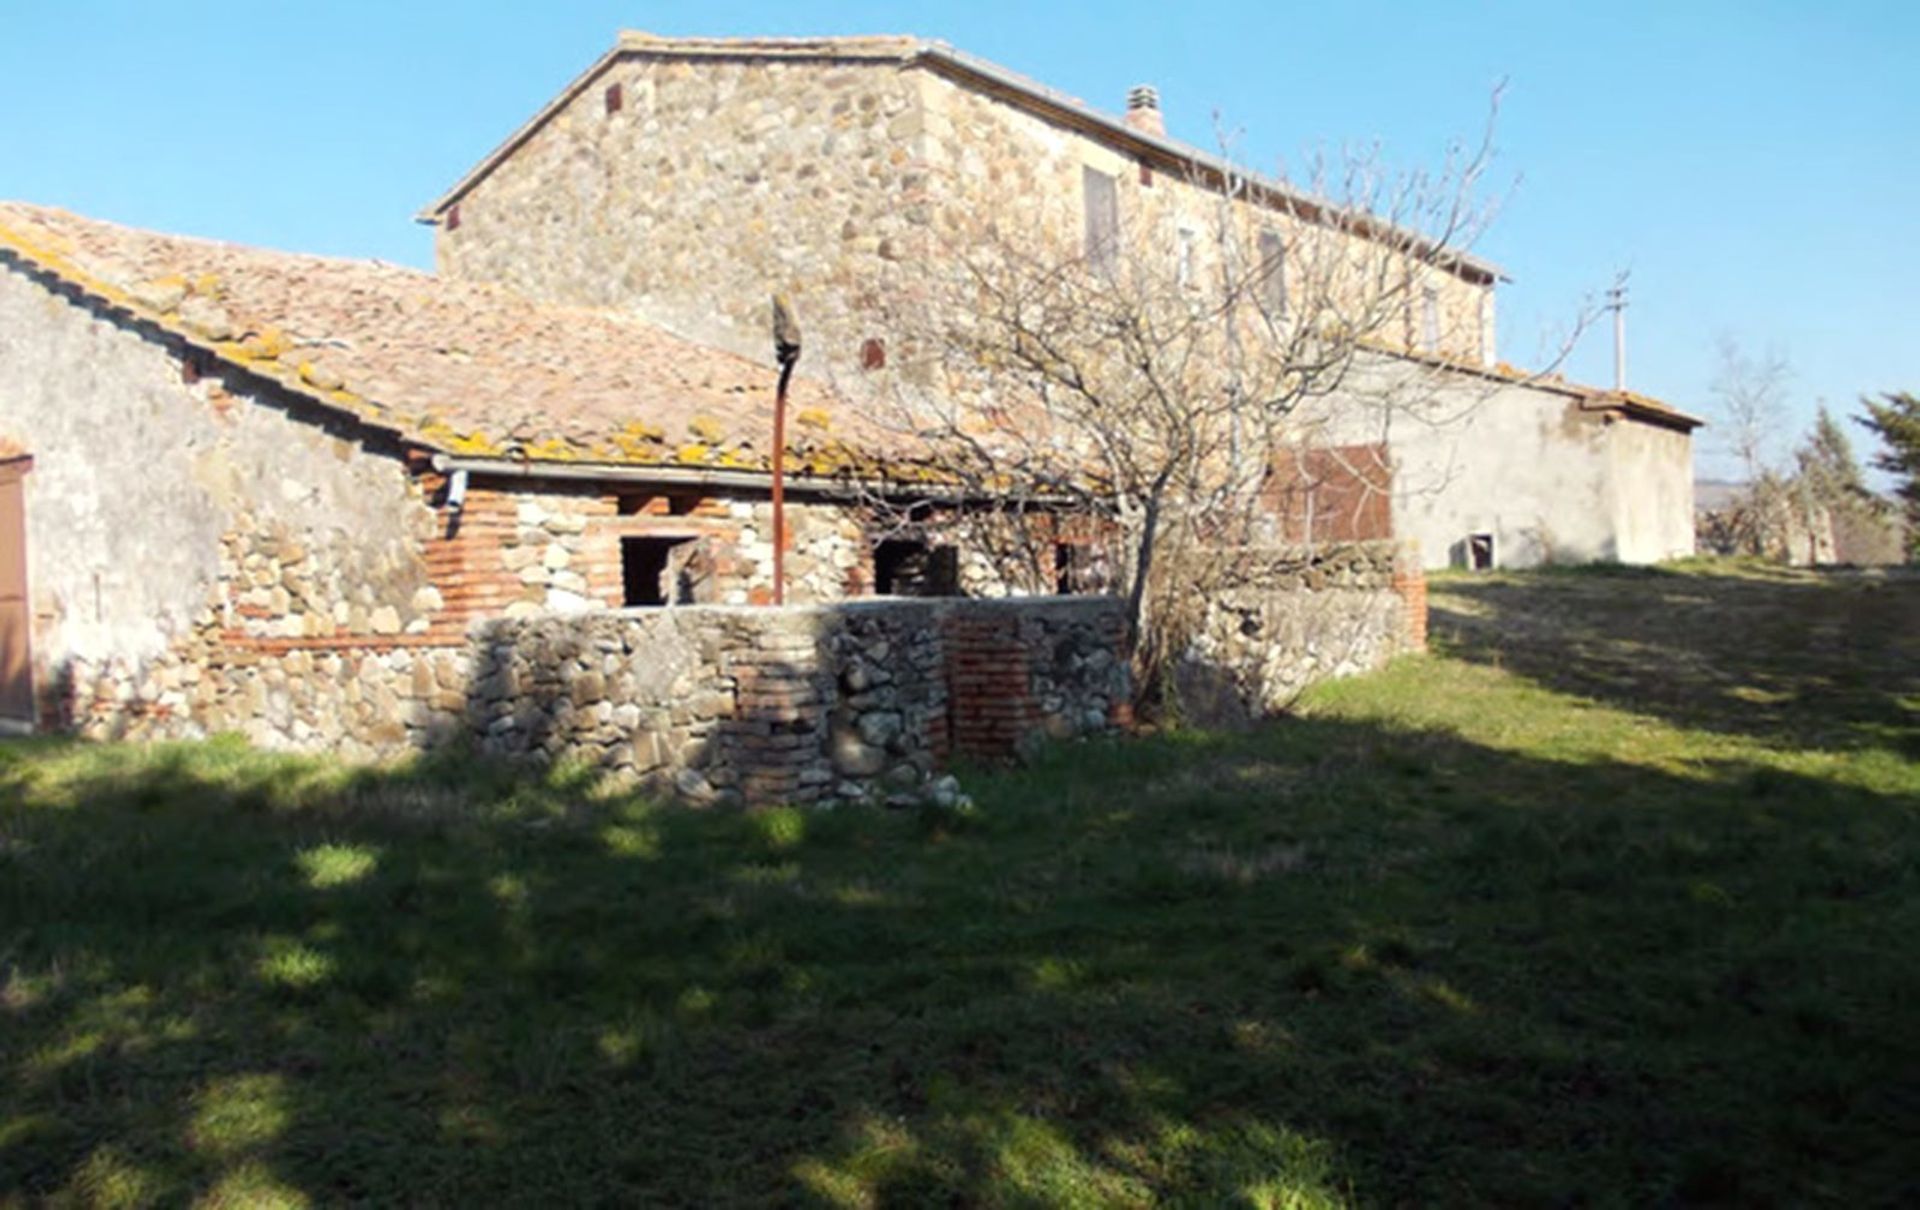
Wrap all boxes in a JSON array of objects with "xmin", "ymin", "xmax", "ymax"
[
  {"xmin": 1430, "ymin": 565, "xmax": 1920, "ymax": 759},
  {"xmin": 3, "ymin": 714, "xmax": 1917, "ymax": 1206}
]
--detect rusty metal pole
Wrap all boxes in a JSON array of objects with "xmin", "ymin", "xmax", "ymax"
[{"xmin": 770, "ymin": 295, "xmax": 802, "ymax": 606}]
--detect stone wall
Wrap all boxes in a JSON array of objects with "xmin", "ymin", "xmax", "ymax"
[
  {"xmin": 6, "ymin": 236, "xmax": 1421, "ymax": 786},
  {"xmin": 0, "ymin": 252, "xmax": 890, "ymax": 741},
  {"xmin": 60, "ymin": 585, "xmax": 1134, "ymax": 799},
  {"xmin": 0, "ymin": 258, "xmax": 449, "ymax": 735},
  {"xmin": 422, "ymin": 476, "xmax": 870, "ymax": 623},
  {"xmin": 437, "ymin": 52, "xmax": 930, "ymax": 385},
  {"xmin": 434, "ymin": 45, "xmax": 1496, "ymax": 388},
  {"xmin": 465, "ymin": 596, "xmax": 1130, "ymax": 806},
  {"xmin": 1, "ymin": 252, "xmax": 1118, "ymax": 760},
  {"xmin": 1172, "ymin": 541, "xmax": 1426, "ymax": 726},
  {"xmin": 917, "ymin": 67, "xmax": 1493, "ymax": 366}
]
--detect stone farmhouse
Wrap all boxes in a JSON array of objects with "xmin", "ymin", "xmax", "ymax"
[
  {"xmin": 420, "ymin": 32, "xmax": 1702, "ymax": 570},
  {"xmin": 0, "ymin": 31, "xmax": 1694, "ymax": 793},
  {"xmin": 0, "ymin": 202, "xmax": 1165, "ymax": 800}
]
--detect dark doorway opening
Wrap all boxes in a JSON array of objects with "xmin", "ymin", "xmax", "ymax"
[
  {"xmin": 1054, "ymin": 542, "xmax": 1090, "ymax": 594},
  {"xmin": 874, "ymin": 540, "xmax": 960, "ymax": 597},
  {"xmin": 622, "ymin": 536, "xmax": 696, "ymax": 606},
  {"xmin": 1468, "ymin": 532, "xmax": 1495, "ymax": 571}
]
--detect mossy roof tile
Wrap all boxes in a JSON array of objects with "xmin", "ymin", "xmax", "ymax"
[{"xmin": 0, "ymin": 202, "xmax": 899, "ymax": 473}]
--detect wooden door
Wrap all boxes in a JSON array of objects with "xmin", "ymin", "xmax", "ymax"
[{"xmin": 0, "ymin": 456, "xmax": 32, "ymax": 726}]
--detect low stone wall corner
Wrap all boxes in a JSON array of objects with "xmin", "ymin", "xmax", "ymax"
[{"xmin": 1173, "ymin": 540, "xmax": 1425, "ymax": 726}]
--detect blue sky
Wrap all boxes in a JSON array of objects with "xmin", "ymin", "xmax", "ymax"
[{"xmin": 4, "ymin": 1, "xmax": 1915, "ymax": 481}]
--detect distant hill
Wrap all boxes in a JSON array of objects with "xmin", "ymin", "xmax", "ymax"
[{"xmin": 1694, "ymin": 479, "xmax": 1746, "ymax": 513}]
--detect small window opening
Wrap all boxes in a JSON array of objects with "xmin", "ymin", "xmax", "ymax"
[
  {"xmin": 623, "ymin": 536, "xmax": 696, "ymax": 606},
  {"xmin": 605, "ymin": 82, "xmax": 624, "ymax": 114},
  {"xmin": 1082, "ymin": 166, "xmax": 1119, "ymax": 271},
  {"xmin": 1468, "ymin": 532, "xmax": 1495, "ymax": 571},
  {"xmin": 1176, "ymin": 228, "xmax": 1196, "ymax": 290},
  {"xmin": 1054, "ymin": 543, "xmax": 1092, "ymax": 594},
  {"xmin": 445, "ymin": 204, "xmax": 461, "ymax": 232},
  {"xmin": 874, "ymin": 540, "xmax": 959, "ymax": 597},
  {"xmin": 1138, "ymin": 161, "xmax": 1153, "ymax": 187},
  {"xmin": 1421, "ymin": 286, "xmax": 1440, "ymax": 353},
  {"xmin": 1257, "ymin": 229, "xmax": 1287, "ymax": 316},
  {"xmin": 861, "ymin": 337, "xmax": 886, "ymax": 370}
]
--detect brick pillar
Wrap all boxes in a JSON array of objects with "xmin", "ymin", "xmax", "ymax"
[
  {"xmin": 1390, "ymin": 540, "xmax": 1428, "ymax": 652},
  {"xmin": 1103, "ymin": 610, "xmax": 1136, "ymax": 730},
  {"xmin": 726, "ymin": 653, "xmax": 827, "ymax": 804},
  {"xmin": 941, "ymin": 612, "xmax": 1038, "ymax": 759}
]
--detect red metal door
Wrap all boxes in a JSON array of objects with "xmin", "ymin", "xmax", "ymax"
[{"xmin": 0, "ymin": 456, "xmax": 32, "ymax": 726}]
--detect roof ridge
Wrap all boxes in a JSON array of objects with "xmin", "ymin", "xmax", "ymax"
[
  {"xmin": 0, "ymin": 201, "xmax": 441, "ymax": 280},
  {"xmin": 615, "ymin": 30, "xmax": 926, "ymax": 57},
  {"xmin": 413, "ymin": 33, "xmax": 1504, "ymax": 285}
]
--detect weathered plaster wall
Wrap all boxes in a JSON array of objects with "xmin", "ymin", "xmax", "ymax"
[
  {"xmin": 0, "ymin": 259, "xmax": 442, "ymax": 728},
  {"xmin": 1608, "ymin": 420, "xmax": 1696, "ymax": 563},
  {"xmin": 1295, "ymin": 352, "xmax": 1633, "ymax": 569},
  {"xmin": 1397, "ymin": 387, "xmax": 1617, "ymax": 569}
]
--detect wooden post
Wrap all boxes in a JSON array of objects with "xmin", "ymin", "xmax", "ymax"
[{"xmin": 770, "ymin": 295, "xmax": 803, "ymax": 606}]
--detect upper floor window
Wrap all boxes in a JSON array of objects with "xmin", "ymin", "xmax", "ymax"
[
  {"xmin": 1257, "ymin": 229, "xmax": 1287, "ymax": 317},
  {"xmin": 1082, "ymin": 166, "xmax": 1119, "ymax": 271},
  {"xmin": 1420, "ymin": 286, "xmax": 1440, "ymax": 353},
  {"xmin": 1176, "ymin": 227, "xmax": 1197, "ymax": 289}
]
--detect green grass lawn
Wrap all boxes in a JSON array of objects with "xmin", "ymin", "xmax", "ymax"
[{"xmin": 3, "ymin": 563, "xmax": 1917, "ymax": 1207}]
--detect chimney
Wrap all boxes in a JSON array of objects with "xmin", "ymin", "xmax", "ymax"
[{"xmin": 1125, "ymin": 85, "xmax": 1165, "ymax": 138}]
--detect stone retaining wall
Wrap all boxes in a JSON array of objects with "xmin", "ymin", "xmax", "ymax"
[
  {"xmin": 1173, "ymin": 541, "xmax": 1426, "ymax": 726},
  {"xmin": 53, "ymin": 538, "xmax": 1424, "ymax": 801},
  {"xmin": 467, "ymin": 596, "xmax": 1130, "ymax": 806}
]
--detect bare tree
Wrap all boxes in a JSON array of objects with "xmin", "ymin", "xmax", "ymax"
[
  {"xmin": 839, "ymin": 103, "xmax": 1598, "ymax": 708},
  {"xmin": 1699, "ymin": 337, "xmax": 1798, "ymax": 558},
  {"xmin": 1711, "ymin": 336, "xmax": 1792, "ymax": 486}
]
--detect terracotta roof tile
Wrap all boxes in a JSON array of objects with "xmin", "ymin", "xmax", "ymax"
[
  {"xmin": 1385, "ymin": 343, "xmax": 1701, "ymax": 430},
  {"xmin": 0, "ymin": 202, "xmax": 898, "ymax": 475}
]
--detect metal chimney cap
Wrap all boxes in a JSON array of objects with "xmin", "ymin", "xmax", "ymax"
[{"xmin": 1127, "ymin": 84, "xmax": 1160, "ymax": 111}]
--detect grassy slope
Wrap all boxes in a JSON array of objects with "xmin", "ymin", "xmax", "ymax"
[{"xmin": 1, "ymin": 563, "xmax": 1916, "ymax": 1206}]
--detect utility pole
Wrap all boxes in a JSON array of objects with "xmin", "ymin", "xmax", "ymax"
[
  {"xmin": 1606, "ymin": 282, "xmax": 1628, "ymax": 393},
  {"xmin": 769, "ymin": 294, "xmax": 802, "ymax": 606}
]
